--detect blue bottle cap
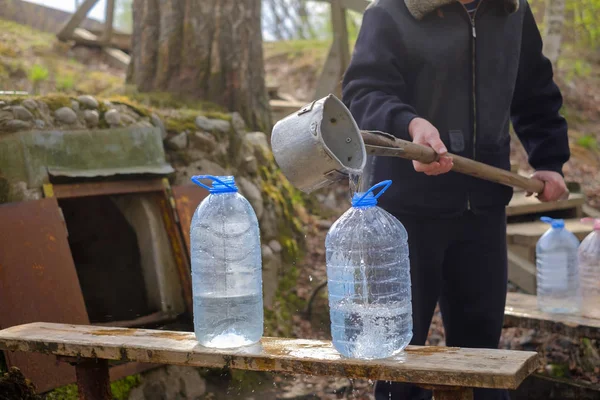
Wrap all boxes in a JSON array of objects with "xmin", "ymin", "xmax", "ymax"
[
  {"xmin": 191, "ymin": 175, "xmax": 238, "ymax": 194},
  {"xmin": 541, "ymin": 216, "xmax": 564, "ymax": 229},
  {"xmin": 351, "ymin": 180, "xmax": 392, "ymax": 208}
]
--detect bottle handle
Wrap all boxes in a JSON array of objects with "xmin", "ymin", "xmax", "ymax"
[
  {"xmin": 355, "ymin": 180, "xmax": 392, "ymax": 205},
  {"xmin": 191, "ymin": 175, "xmax": 236, "ymax": 191}
]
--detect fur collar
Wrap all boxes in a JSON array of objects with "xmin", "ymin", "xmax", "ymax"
[{"xmin": 404, "ymin": 0, "xmax": 519, "ymax": 20}]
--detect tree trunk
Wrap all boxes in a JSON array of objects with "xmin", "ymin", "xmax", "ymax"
[
  {"xmin": 543, "ymin": 0, "xmax": 566, "ymax": 65},
  {"xmin": 128, "ymin": 0, "xmax": 272, "ymax": 132}
]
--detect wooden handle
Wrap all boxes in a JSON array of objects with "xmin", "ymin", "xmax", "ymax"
[{"xmin": 361, "ymin": 130, "xmax": 545, "ymax": 194}]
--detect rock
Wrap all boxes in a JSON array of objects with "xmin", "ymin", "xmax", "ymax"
[
  {"xmin": 243, "ymin": 131, "xmax": 271, "ymax": 163},
  {"xmin": 34, "ymin": 119, "xmax": 45, "ymax": 129},
  {"xmin": 151, "ymin": 113, "xmax": 167, "ymax": 140},
  {"xmin": 0, "ymin": 110, "xmax": 12, "ymax": 122},
  {"xmin": 238, "ymin": 177, "xmax": 264, "ymax": 220},
  {"xmin": 317, "ymin": 220, "xmax": 333, "ymax": 230},
  {"xmin": 11, "ymin": 181, "xmax": 41, "ymax": 201},
  {"xmin": 260, "ymin": 203, "xmax": 279, "ymax": 240},
  {"xmin": 269, "ymin": 240, "xmax": 282, "ymax": 253},
  {"xmin": 195, "ymin": 115, "xmax": 231, "ymax": 133},
  {"xmin": 189, "ymin": 131, "xmax": 217, "ymax": 153},
  {"xmin": 77, "ymin": 95, "xmax": 99, "ymax": 109},
  {"xmin": 241, "ymin": 155, "xmax": 258, "ymax": 175},
  {"xmin": 71, "ymin": 100, "xmax": 80, "ymax": 112},
  {"xmin": 2, "ymin": 119, "xmax": 32, "ymax": 132},
  {"xmin": 121, "ymin": 114, "xmax": 137, "ymax": 126},
  {"xmin": 135, "ymin": 120, "xmax": 154, "ymax": 128},
  {"xmin": 54, "ymin": 107, "xmax": 78, "ymax": 124},
  {"xmin": 166, "ymin": 131, "xmax": 188, "ymax": 150},
  {"xmin": 194, "ymin": 159, "xmax": 228, "ymax": 176},
  {"xmin": 128, "ymin": 366, "xmax": 206, "ymax": 400},
  {"xmin": 322, "ymin": 191, "xmax": 337, "ymax": 211},
  {"xmin": 22, "ymin": 99, "xmax": 37, "ymax": 111},
  {"xmin": 36, "ymin": 100, "xmax": 49, "ymax": 115},
  {"xmin": 231, "ymin": 111, "xmax": 246, "ymax": 133},
  {"xmin": 262, "ymin": 244, "xmax": 282, "ymax": 307},
  {"xmin": 83, "ymin": 110, "xmax": 99, "ymax": 127},
  {"xmin": 105, "ymin": 109, "xmax": 121, "ymax": 126},
  {"xmin": 11, "ymin": 106, "xmax": 33, "ymax": 121}
]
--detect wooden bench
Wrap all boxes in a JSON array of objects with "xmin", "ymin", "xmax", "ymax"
[
  {"xmin": 504, "ymin": 292, "xmax": 600, "ymax": 340},
  {"xmin": 0, "ymin": 322, "xmax": 539, "ymax": 400}
]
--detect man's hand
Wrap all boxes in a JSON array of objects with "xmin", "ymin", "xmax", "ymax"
[
  {"xmin": 408, "ymin": 118, "xmax": 453, "ymax": 176},
  {"xmin": 526, "ymin": 170, "xmax": 569, "ymax": 202}
]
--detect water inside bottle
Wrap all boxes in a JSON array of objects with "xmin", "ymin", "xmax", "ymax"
[{"xmin": 193, "ymin": 292, "xmax": 262, "ymax": 348}]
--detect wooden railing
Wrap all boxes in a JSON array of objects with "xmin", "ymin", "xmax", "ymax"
[{"xmin": 313, "ymin": 0, "xmax": 370, "ymax": 99}]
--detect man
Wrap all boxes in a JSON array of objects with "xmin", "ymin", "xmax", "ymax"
[{"xmin": 341, "ymin": 1, "xmax": 570, "ymax": 399}]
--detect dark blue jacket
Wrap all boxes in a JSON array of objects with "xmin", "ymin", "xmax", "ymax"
[{"xmin": 342, "ymin": 0, "xmax": 570, "ymax": 217}]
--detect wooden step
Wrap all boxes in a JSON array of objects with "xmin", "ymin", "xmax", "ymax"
[
  {"xmin": 506, "ymin": 191, "xmax": 585, "ymax": 217},
  {"xmin": 507, "ymin": 218, "xmax": 593, "ymax": 246}
]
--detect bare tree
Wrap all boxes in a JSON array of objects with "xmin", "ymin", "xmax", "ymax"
[{"xmin": 543, "ymin": 0, "xmax": 566, "ymax": 65}]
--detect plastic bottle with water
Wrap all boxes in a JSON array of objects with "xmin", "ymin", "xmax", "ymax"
[
  {"xmin": 536, "ymin": 216, "xmax": 581, "ymax": 313},
  {"xmin": 190, "ymin": 175, "xmax": 263, "ymax": 348},
  {"xmin": 326, "ymin": 180, "xmax": 413, "ymax": 359},
  {"xmin": 578, "ymin": 218, "xmax": 600, "ymax": 319}
]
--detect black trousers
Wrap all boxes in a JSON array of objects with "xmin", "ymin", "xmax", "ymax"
[{"xmin": 374, "ymin": 209, "xmax": 510, "ymax": 400}]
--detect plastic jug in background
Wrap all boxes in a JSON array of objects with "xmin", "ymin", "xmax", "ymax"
[
  {"xmin": 190, "ymin": 175, "xmax": 263, "ymax": 348},
  {"xmin": 536, "ymin": 216, "xmax": 581, "ymax": 314},
  {"xmin": 326, "ymin": 180, "xmax": 413, "ymax": 359},
  {"xmin": 578, "ymin": 218, "xmax": 600, "ymax": 319}
]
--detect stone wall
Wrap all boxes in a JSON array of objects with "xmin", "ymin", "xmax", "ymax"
[{"xmin": 0, "ymin": 94, "xmax": 306, "ymax": 312}]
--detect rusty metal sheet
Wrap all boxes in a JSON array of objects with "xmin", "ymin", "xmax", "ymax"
[
  {"xmin": 0, "ymin": 198, "xmax": 90, "ymax": 393},
  {"xmin": 50, "ymin": 179, "xmax": 165, "ymax": 199},
  {"xmin": 171, "ymin": 184, "xmax": 208, "ymax": 252}
]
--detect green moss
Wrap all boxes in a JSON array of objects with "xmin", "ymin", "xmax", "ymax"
[
  {"xmin": 164, "ymin": 110, "xmax": 198, "ymax": 133},
  {"xmin": 546, "ymin": 363, "xmax": 570, "ymax": 378},
  {"xmin": 44, "ymin": 374, "xmax": 141, "ymax": 400},
  {"xmin": 163, "ymin": 108, "xmax": 232, "ymax": 134},
  {"xmin": 37, "ymin": 94, "xmax": 72, "ymax": 111},
  {"xmin": 107, "ymin": 96, "xmax": 153, "ymax": 118},
  {"xmin": 123, "ymin": 90, "xmax": 229, "ymax": 117},
  {"xmin": 44, "ymin": 384, "xmax": 78, "ymax": 399},
  {"xmin": 111, "ymin": 374, "xmax": 142, "ymax": 400}
]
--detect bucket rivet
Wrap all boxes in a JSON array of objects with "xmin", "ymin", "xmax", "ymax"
[
  {"xmin": 310, "ymin": 122, "xmax": 318, "ymax": 135},
  {"xmin": 346, "ymin": 137, "xmax": 352, "ymax": 143}
]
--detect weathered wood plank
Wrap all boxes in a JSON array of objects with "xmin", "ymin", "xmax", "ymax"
[
  {"xmin": 504, "ymin": 293, "xmax": 600, "ymax": 339},
  {"xmin": 101, "ymin": 0, "xmax": 116, "ymax": 45},
  {"xmin": 506, "ymin": 192, "xmax": 585, "ymax": 217},
  {"xmin": 507, "ymin": 250, "xmax": 537, "ymax": 294},
  {"xmin": 507, "ymin": 219, "xmax": 592, "ymax": 246},
  {"xmin": 0, "ymin": 323, "xmax": 539, "ymax": 390},
  {"xmin": 57, "ymin": 0, "xmax": 100, "ymax": 41}
]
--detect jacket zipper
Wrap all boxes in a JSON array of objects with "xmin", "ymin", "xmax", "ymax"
[{"xmin": 462, "ymin": 1, "xmax": 482, "ymax": 211}]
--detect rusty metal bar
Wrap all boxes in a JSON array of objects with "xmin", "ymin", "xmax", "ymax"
[
  {"xmin": 156, "ymin": 192, "xmax": 193, "ymax": 316},
  {"xmin": 48, "ymin": 179, "xmax": 165, "ymax": 199},
  {"xmin": 74, "ymin": 358, "xmax": 111, "ymax": 400}
]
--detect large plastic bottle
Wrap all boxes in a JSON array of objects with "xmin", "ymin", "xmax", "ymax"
[
  {"xmin": 536, "ymin": 216, "xmax": 581, "ymax": 314},
  {"xmin": 578, "ymin": 218, "xmax": 600, "ymax": 319},
  {"xmin": 190, "ymin": 175, "xmax": 263, "ymax": 348},
  {"xmin": 326, "ymin": 180, "xmax": 413, "ymax": 359}
]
